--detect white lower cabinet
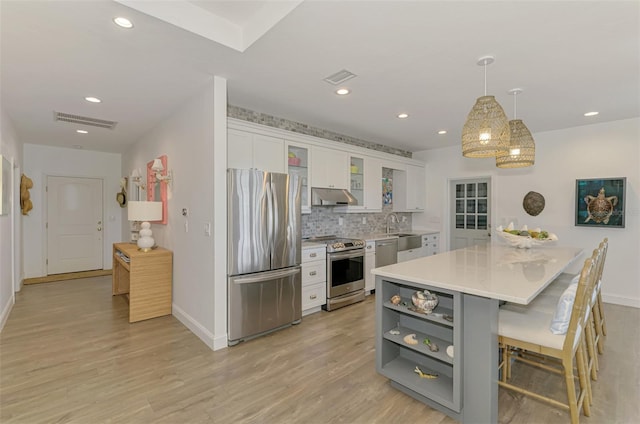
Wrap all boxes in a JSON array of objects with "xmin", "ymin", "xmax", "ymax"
[
  {"xmin": 301, "ymin": 246, "xmax": 326, "ymax": 315},
  {"xmin": 422, "ymin": 233, "xmax": 440, "ymax": 256},
  {"xmin": 364, "ymin": 240, "xmax": 376, "ymax": 294}
]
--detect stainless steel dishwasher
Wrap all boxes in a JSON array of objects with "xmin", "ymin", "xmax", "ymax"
[{"xmin": 375, "ymin": 238, "xmax": 398, "ymax": 268}]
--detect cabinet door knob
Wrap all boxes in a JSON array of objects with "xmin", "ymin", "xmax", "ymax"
[
  {"xmin": 310, "ymin": 253, "xmax": 317, "ymax": 258},
  {"xmin": 310, "ymin": 294, "xmax": 317, "ymax": 299},
  {"xmin": 309, "ymin": 271, "xmax": 317, "ymax": 276}
]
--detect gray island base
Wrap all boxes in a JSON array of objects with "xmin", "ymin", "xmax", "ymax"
[{"xmin": 373, "ymin": 243, "xmax": 583, "ymax": 424}]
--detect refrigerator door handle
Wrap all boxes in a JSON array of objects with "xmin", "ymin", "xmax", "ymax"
[
  {"xmin": 265, "ymin": 177, "xmax": 275, "ymax": 260},
  {"xmin": 232, "ymin": 267, "xmax": 300, "ymax": 285},
  {"xmin": 269, "ymin": 178, "xmax": 279, "ymax": 257}
]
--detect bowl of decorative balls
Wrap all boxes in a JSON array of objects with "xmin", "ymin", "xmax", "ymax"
[
  {"xmin": 496, "ymin": 222, "xmax": 558, "ymax": 249},
  {"xmin": 411, "ymin": 290, "xmax": 439, "ymax": 313}
]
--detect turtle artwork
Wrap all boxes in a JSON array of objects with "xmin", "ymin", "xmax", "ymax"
[{"xmin": 584, "ymin": 187, "xmax": 618, "ymax": 224}]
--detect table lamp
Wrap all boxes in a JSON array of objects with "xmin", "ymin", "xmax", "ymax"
[{"xmin": 128, "ymin": 201, "xmax": 163, "ymax": 252}]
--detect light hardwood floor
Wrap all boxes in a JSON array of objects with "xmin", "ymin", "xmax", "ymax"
[{"xmin": 1, "ymin": 276, "xmax": 638, "ymax": 423}]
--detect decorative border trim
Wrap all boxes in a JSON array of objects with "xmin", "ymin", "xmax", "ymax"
[{"xmin": 228, "ymin": 104, "xmax": 412, "ymax": 158}]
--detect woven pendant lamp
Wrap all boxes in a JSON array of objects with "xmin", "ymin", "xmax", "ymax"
[
  {"xmin": 496, "ymin": 88, "xmax": 535, "ymax": 168},
  {"xmin": 462, "ymin": 56, "xmax": 510, "ymax": 158}
]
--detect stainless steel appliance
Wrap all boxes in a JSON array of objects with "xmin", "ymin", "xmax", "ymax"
[
  {"xmin": 311, "ymin": 187, "xmax": 358, "ymax": 206},
  {"xmin": 308, "ymin": 236, "xmax": 366, "ymax": 311},
  {"xmin": 227, "ymin": 169, "xmax": 302, "ymax": 345},
  {"xmin": 375, "ymin": 238, "xmax": 398, "ymax": 268}
]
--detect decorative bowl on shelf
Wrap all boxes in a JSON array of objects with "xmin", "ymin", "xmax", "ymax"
[
  {"xmin": 411, "ymin": 290, "xmax": 438, "ymax": 313},
  {"xmin": 496, "ymin": 223, "xmax": 558, "ymax": 249},
  {"xmin": 288, "ymin": 157, "xmax": 301, "ymax": 166}
]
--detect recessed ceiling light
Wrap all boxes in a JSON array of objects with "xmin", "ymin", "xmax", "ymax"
[
  {"xmin": 397, "ymin": 113, "xmax": 409, "ymax": 119},
  {"xmin": 76, "ymin": 130, "xmax": 88, "ymax": 134},
  {"xmin": 85, "ymin": 96, "xmax": 101, "ymax": 103},
  {"xmin": 584, "ymin": 111, "xmax": 599, "ymax": 117},
  {"xmin": 113, "ymin": 17, "xmax": 134, "ymax": 29},
  {"xmin": 438, "ymin": 130, "xmax": 447, "ymax": 135},
  {"xmin": 336, "ymin": 88, "xmax": 350, "ymax": 95}
]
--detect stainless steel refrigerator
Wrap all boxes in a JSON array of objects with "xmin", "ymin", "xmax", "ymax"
[{"xmin": 227, "ymin": 169, "xmax": 302, "ymax": 345}]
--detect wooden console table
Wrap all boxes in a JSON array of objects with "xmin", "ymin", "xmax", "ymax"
[{"xmin": 112, "ymin": 242, "xmax": 173, "ymax": 323}]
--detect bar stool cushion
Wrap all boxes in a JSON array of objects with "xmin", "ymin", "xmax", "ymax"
[{"xmin": 550, "ymin": 282, "xmax": 579, "ymax": 334}]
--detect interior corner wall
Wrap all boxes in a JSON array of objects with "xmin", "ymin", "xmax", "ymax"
[
  {"xmin": 122, "ymin": 78, "xmax": 217, "ymax": 349},
  {"xmin": 21, "ymin": 145, "xmax": 122, "ymax": 279},
  {"xmin": 1, "ymin": 108, "xmax": 23, "ymax": 331},
  {"xmin": 413, "ymin": 118, "xmax": 640, "ymax": 308}
]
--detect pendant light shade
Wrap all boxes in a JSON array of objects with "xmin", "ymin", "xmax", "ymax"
[
  {"xmin": 496, "ymin": 88, "xmax": 536, "ymax": 168},
  {"xmin": 495, "ymin": 119, "xmax": 536, "ymax": 168},
  {"xmin": 462, "ymin": 56, "xmax": 510, "ymax": 158}
]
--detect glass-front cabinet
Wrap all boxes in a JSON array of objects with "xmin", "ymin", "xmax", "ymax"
[
  {"xmin": 347, "ymin": 155, "xmax": 383, "ymax": 212},
  {"xmin": 286, "ymin": 141, "xmax": 311, "ymax": 213},
  {"xmin": 349, "ymin": 156, "xmax": 365, "ymax": 206}
]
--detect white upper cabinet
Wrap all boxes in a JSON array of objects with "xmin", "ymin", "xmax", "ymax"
[
  {"xmin": 393, "ymin": 164, "xmax": 426, "ymax": 212},
  {"xmin": 311, "ymin": 146, "xmax": 349, "ymax": 189},
  {"xmin": 348, "ymin": 155, "xmax": 382, "ymax": 212},
  {"xmin": 228, "ymin": 129, "xmax": 284, "ymax": 172}
]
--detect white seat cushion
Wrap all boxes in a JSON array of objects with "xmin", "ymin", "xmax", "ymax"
[{"xmin": 499, "ymin": 307, "xmax": 565, "ymax": 351}]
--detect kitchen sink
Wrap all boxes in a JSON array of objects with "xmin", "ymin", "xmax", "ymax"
[{"xmin": 395, "ymin": 234, "xmax": 421, "ymax": 251}]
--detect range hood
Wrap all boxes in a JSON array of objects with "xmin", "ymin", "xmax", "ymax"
[{"xmin": 311, "ymin": 187, "xmax": 358, "ymax": 206}]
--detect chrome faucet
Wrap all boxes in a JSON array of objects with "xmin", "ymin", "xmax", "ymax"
[{"xmin": 386, "ymin": 213, "xmax": 399, "ymax": 234}]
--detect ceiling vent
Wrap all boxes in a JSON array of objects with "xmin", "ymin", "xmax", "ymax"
[
  {"xmin": 323, "ymin": 69, "xmax": 357, "ymax": 85},
  {"xmin": 54, "ymin": 111, "xmax": 117, "ymax": 129}
]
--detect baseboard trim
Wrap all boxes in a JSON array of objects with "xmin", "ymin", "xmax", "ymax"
[
  {"xmin": 603, "ymin": 293, "xmax": 639, "ymax": 308},
  {"xmin": 24, "ymin": 269, "xmax": 112, "ymax": 285},
  {"xmin": 0, "ymin": 295, "xmax": 15, "ymax": 332},
  {"xmin": 172, "ymin": 303, "xmax": 228, "ymax": 351}
]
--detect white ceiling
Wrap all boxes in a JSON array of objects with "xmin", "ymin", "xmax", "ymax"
[{"xmin": 1, "ymin": 0, "xmax": 638, "ymax": 155}]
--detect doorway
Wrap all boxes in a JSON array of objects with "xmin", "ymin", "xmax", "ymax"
[
  {"xmin": 46, "ymin": 176, "xmax": 103, "ymax": 275},
  {"xmin": 449, "ymin": 177, "xmax": 491, "ymax": 250}
]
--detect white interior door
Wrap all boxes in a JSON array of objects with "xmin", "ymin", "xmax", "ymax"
[
  {"xmin": 47, "ymin": 176, "xmax": 103, "ymax": 275},
  {"xmin": 450, "ymin": 178, "xmax": 491, "ymax": 250}
]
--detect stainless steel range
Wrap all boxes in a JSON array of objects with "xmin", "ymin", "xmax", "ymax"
[{"xmin": 307, "ymin": 236, "xmax": 366, "ymax": 311}]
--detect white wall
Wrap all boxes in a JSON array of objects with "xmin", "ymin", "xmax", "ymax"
[
  {"xmin": 413, "ymin": 118, "xmax": 640, "ymax": 307},
  {"xmin": 122, "ymin": 78, "xmax": 226, "ymax": 349},
  {"xmin": 0, "ymin": 109, "xmax": 22, "ymax": 330},
  {"xmin": 22, "ymin": 144, "xmax": 122, "ymax": 278}
]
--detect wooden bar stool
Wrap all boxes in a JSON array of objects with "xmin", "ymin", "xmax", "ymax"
[{"xmin": 498, "ymin": 246, "xmax": 602, "ymax": 424}]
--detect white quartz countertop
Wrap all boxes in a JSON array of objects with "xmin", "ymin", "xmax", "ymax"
[{"xmin": 371, "ymin": 243, "xmax": 584, "ymax": 304}]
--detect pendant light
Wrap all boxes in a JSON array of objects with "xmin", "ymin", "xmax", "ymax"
[
  {"xmin": 462, "ymin": 56, "xmax": 510, "ymax": 158},
  {"xmin": 496, "ymin": 88, "xmax": 536, "ymax": 168}
]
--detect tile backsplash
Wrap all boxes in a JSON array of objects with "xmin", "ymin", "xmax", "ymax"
[
  {"xmin": 301, "ymin": 207, "xmax": 412, "ymax": 238},
  {"xmin": 301, "ymin": 168, "xmax": 412, "ymax": 238}
]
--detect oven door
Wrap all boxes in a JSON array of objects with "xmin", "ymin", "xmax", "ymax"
[{"xmin": 327, "ymin": 249, "xmax": 365, "ymax": 298}]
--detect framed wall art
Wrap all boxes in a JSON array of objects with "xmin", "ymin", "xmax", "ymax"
[{"xmin": 575, "ymin": 177, "xmax": 626, "ymax": 228}]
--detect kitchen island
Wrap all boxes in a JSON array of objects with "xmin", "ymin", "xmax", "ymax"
[{"xmin": 372, "ymin": 242, "xmax": 583, "ymax": 423}]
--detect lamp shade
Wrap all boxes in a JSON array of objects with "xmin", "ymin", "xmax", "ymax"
[
  {"xmin": 495, "ymin": 119, "xmax": 536, "ymax": 168},
  {"xmin": 462, "ymin": 95, "xmax": 510, "ymax": 158},
  {"xmin": 151, "ymin": 158, "xmax": 164, "ymax": 172},
  {"xmin": 128, "ymin": 201, "xmax": 162, "ymax": 222}
]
